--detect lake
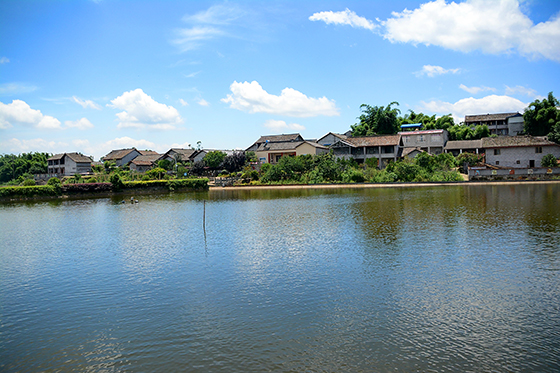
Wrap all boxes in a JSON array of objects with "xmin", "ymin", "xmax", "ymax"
[{"xmin": 1, "ymin": 183, "xmax": 559, "ymax": 372}]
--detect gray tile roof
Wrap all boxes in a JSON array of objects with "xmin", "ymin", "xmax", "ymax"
[
  {"xmin": 445, "ymin": 139, "xmax": 483, "ymax": 150},
  {"xmin": 482, "ymin": 136, "xmax": 558, "ymax": 148},
  {"xmin": 256, "ymin": 141, "xmax": 327, "ymax": 151},
  {"xmin": 465, "ymin": 112, "xmax": 520, "ymax": 123},
  {"xmin": 102, "ymin": 148, "xmax": 138, "ymax": 160},
  {"xmin": 335, "ymin": 135, "xmax": 400, "ymax": 147}
]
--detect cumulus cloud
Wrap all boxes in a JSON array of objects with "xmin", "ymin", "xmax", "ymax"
[
  {"xmin": 222, "ymin": 81, "xmax": 339, "ymax": 117},
  {"xmin": 416, "ymin": 65, "xmax": 461, "ymax": 77},
  {"xmin": 309, "ymin": 8, "xmax": 377, "ymax": 31},
  {"xmin": 108, "ymin": 89, "xmax": 183, "ymax": 129},
  {"xmin": 0, "ymin": 57, "xmax": 9, "ymax": 64},
  {"xmin": 0, "ymin": 99, "xmax": 61, "ymax": 129},
  {"xmin": 504, "ymin": 85, "xmax": 542, "ymax": 99},
  {"xmin": 72, "ymin": 96, "xmax": 101, "ymax": 110},
  {"xmin": 65, "ymin": 118, "xmax": 94, "ymax": 130},
  {"xmin": 197, "ymin": 98, "xmax": 210, "ymax": 106},
  {"xmin": 459, "ymin": 84, "xmax": 496, "ymax": 94},
  {"xmin": 421, "ymin": 94, "xmax": 527, "ymax": 123},
  {"xmin": 381, "ymin": 0, "xmax": 560, "ymax": 62},
  {"xmin": 0, "ymin": 138, "xmax": 68, "ymax": 154},
  {"xmin": 264, "ymin": 119, "xmax": 306, "ymax": 132}
]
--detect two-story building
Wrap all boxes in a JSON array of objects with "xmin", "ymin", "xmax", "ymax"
[
  {"xmin": 101, "ymin": 148, "xmax": 142, "ymax": 167},
  {"xmin": 399, "ymin": 129, "xmax": 449, "ymax": 156},
  {"xmin": 464, "ymin": 112, "xmax": 524, "ymax": 136},
  {"xmin": 482, "ymin": 136, "xmax": 560, "ymax": 168},
  {"xmin": 47, "ymin": 153, "xmax": 92, "ymax": 177},
  {"xmin": 330, "ymin": 135, "xmax": 400, "ymax": 168}
]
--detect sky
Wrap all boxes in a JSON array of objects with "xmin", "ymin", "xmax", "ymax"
[{"xmin": 1, "ymin": 0, "xmax": 559, "ymax": 160}]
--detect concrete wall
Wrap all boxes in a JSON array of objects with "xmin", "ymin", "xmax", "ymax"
[
  {"xmin": 401, "ymin": 131, "xmax": 448, "ymax": 154},
  {"xmin": 469, "ymin": 167, "xmax": 560, "ymax": 180},
  {"xmin": 485, "ymin": 145, "xmax": 560, "ymax": 168},
  {"xmin": 507, "ymin": 116, "xmax": 524, "ymax": 136}
]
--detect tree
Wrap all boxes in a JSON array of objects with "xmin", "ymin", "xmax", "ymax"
[
  {"xmin": 524, "ymin": 92, "xmax": 560, "ymax": 136},
  {"xmin": 541, "ymin": 154, "xmax": 558, "ymax": 167},
  {"xmin": 158, "ymin": 159, "xmax": 172, "ymax": 170},
  {"xmin": 400, "ymin": 110, "xmax": 436, "ymax": 127},
  {"xmin": 351, "ymin": 102, "xmax": 401, "ymax": 136},
  {"xmin": 203, "ymin": 151, "xmax": 227, "ymax": 169},
  {"xmin": 221, "ymin": 151, "xmax": 246, "ymax": 173}
]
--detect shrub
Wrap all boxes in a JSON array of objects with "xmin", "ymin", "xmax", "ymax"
[
  {"xmin": 22, "ymin": 178, "xmax": 36, "ymax": 186},
  {"xmin": 541, "ymin": 154, "xmax": 558, "ymax": 167},
  {"xmin": 365, "ymin": 157, "xmax": 378, "ymax": 169},
  {"xmin": 342, "ymin": 168, "xmax": 366, "ymax": 183},
  {"xmin": 110, "ymin": 173, "xmax": 124, "ymax": 191}
]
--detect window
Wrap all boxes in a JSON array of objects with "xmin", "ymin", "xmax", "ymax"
[
  {"xmin": 536, "ymin": 147, "xmax": 543, "ymax": 153},
  {"xmin": 494, "ymin": 149, "xmax": 501, "ymax": 155},
  {"xmin": 418, "ymin": 135, "xmax": 425, "ymax": 142},
  {"xmin": 496, "ymin": 161, "xmax": 500, "ymax": 165},
  {"xmin": 516, "ymin": 160, "xmax": 520, "ymax": 164}
]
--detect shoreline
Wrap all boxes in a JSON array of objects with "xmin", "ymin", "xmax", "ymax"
[{"xmin": 209, "ymin": 179, "xmax": 560, "ymax": 192}]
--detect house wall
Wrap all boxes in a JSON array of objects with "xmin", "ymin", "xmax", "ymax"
[
  {"xmin": 295, "ymin": 142, "xmax": 325, "ymax": 157},
  {"xmin": 485, "ymin": 145, "xmax": 560, "ymax": 168},
  {"xmin": 401, "ymin": 131, "xmax": 448, "ymax": 154},
  {"xmin": 507, "ymin": 116, "xmax": 524, "ymax": 136},
  {"xmin": 116, "ymin": 150, "xmax": 141, "ymax": 167},
  {"xmin": 317, "ymin": 134, "xmax": 341, "ymax": 146}
]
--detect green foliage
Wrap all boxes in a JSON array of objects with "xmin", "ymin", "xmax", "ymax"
[
  {"xmin": 341, "ymin": 168, "xmax": 366, "ymax": 183},
  {"xmin": 245, "ymin": 151, "xmax": 257, "ymax": 162},
  {"xmin": 434, "ymin": 153, "xmax": 458, "ymax": 170},
  {"xmin": 146, "ymin": 167, "xmax": 166, "ymax": 180},
  {"xmin": 47, "ymin": 177, "xmax": 61, "ymax": 186},
  {"xmin": 222, "ymin": 151, "xmax": 246, "ymax": 173},
  {"xmin": 22, "ymin": 178, "xmax": 36, "ymax": 186},
  {"xmin": 0, "ymin": 152, "xmax": 49, "ymax": 183},
  {"xmin": 110, "ymin": 173, "xmax": 124, "ymax": 191},
  {"xmin": 365, "ymin": 157, "xmax": 379, "ymax": 169},
  {"xmin": 456, "ymin": 152, "xmax": 484, "ymax": 167},
  {"xmin": 541, "ymin": 154, "xmax": 558, "ymax": 167},
  {"xmin": 123, "ymin": 178, "xmax": 208, "ymax": 191},
  {"xmin": 351, "ymin": 102, "xmax": 401, "ymax": 136},
  {"xmin": 0, "ymin": 185, "xmax": 59, "ymax": 199},
  {"xmin": 400, "ymin": 110, "xmax": 436, "ymax": 128},
  {"xmin": 448, "ymin": 124, "xmax": 490, "ymax": 141},
  {"xmin": 203, "ymin": 151, "xmax": 227, "ymax": 169},
  {"xmin": 158, "ymin": 159, "xmax": 172, "ymax": 170},
  {"xmin": 524, "ymin": 92, "xmax": 560, "ymax": 136}
]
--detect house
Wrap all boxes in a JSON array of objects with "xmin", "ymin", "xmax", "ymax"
[
  {"xmin": 464, "ymin": 112, "xmax": 524, "ymax": 136},
  {"xmin": 246, "ymin": 133, "xmax": 304, "ymax": 152},
  {"xmin": 330, "ymin": 135, "xmax": 400, "ymax": 168},
  {"xmin": 444, "ymin": 139, "xmax": 484, "ymax": 157},
  {"xmin": 129, "ymin": 154, "xmax": 161, "ymax": 172},
  {"xmin": 255, "ymin": 141, "xmax": 328, "ymax": 164},
  {"xmin": 482, "ymin": 136, "xmax": 560, "ymax": 168},
  {"xmin": 158, "ymin": 148, "xmax": 199, "ymax": 164},
  {"xmin": 101, "ymin": 148, "xmax": 142, "ymax": 167},
  {"xmin": 399, "ymin": 129, "xmax": 449, "ymax": 156},
  {"xmin": 316, "ymin": 132, "xmax": 348, "ymax": 147},
  {"xmin": 47, "ymin": 153, "xmax": 92, "ymax": 177}
]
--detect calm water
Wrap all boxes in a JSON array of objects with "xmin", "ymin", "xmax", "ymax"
[{"xmin": 1, "ymin": 184, "xmax": 559, "ymax": 372}]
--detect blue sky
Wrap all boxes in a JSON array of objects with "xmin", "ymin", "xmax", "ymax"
[{"xmin": 1, "ymin": 0, "xmax": 559, "ymax": 160}]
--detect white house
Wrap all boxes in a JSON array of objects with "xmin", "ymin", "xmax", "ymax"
[
  {"xmin": 482, "ymin": 136, "xmax": 560, "ymax": 168},
  {"xmin": 47, "ymin": 153, "xmax": 92, "ymax": 177}
]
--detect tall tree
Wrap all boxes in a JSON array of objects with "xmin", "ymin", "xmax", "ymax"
[
  {"xmin": 523, "ymin": 92, "xmax": 560, "ymax": 136},
  {"xmin": 351, "ymin": 102, "xmax": 401, "ymax": 136}
]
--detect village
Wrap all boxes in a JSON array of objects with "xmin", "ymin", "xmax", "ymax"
[{"xmin": 42, "ymin": 111, "xmax": 560, "ymax": 183}]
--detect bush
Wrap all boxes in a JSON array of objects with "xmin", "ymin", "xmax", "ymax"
[
  {"xmin": 342, "ymin": 168, "xmax": 366, "ymax": 183},
  {"xmin": 110, "ymin": 173, "xmax": 124, "ymax": 191},
  {"xmin": 22, "ymin": 178, "xmax": 36, "ymax": 186},
  {"xmin": 365, "ymin": 157, "xmax": 378, "ymax": 168},
  {"xmin": 0, "ymin": 185, "xmax": 59, "ymax": 199},
  {"xmin": 541, "ymin": 154, "xmax": 558, "ymax": 167}
]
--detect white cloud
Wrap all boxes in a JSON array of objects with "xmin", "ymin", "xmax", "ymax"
[
  {"xmin": 309, "ymin": 8, "xmax": 377, "ymax": 31},
  {"xmin": 179, "ymin": 99, "xmax": 189, "ymax": 106},
  {"xmin": 0, "ymin": 138, "xmax": 68, "ymax": 154},
  {"xmin": 173, "ymin": 4, "xmax": 247, "ymax": 52},
  {"xmin": 264, "ymin": 119, "xmax": 305, "ymax": 132},
  {"xmin": 65, "ymin": 118, "xmax": 94, "ymax": 130},
  {"xmin": 72, "ymin": 96, "xmax": 101, "ymax": 110},
  {"xmin": 0, "ymin": 99, "xmax": 61, "ymax": 129},
  {"xmin": 421, "ymin": 94, "xmax": 527, "ymax": 123},
  {"xmin": 108, "ymin": 89, "xmax": 183, "ymax": 129},
  {"xmin": 183, "ymin": 71, "xmax": 201, "ymax": 78},
  {"xmin": 0, "ymin": 83, "xmax": 38, "ymax": 95},
  {"xmin": 504, "ymin": 85, "xmax": 542, "ymax": 99},
  {"xmin": 416, "ymin": 65, "xmax": 461, "ymax": 77},
  {"xmin": 0, "ymin": 57, "xmax": 9, "ymax": 64},
  {"xmin": 459, "ymin": 84, "xmax": 496, "ymax": 94},
  {"xmin": 197, "ymin": 98, "xmax": 210, "ymax": 106},
  {"xmin": 222, "ymin": 81, "xmax": 339, "ymax": 117},
  {"xmin": 381, "ymin": 0, "xmax": 560, "ymax": 62}
]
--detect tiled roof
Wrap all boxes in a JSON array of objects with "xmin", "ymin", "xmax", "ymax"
[
  {"xmin": 482, "ymin": 136, "xmax": 558, "ymax": 148},
  {"xmin": 166, "ymin": 148, "xmax": 197, "ymax": 158},
  {"xmin": 138, "ymin": 150, "xmax": 159, "ymax": 156},
  {"xmin": 48, "ymin": 152, "xmax": 92, "ymax": 162},
  {"xmin": 130, "ymin": 154, "xmax": 160, "ymax": 165},
  {"xmin": 103, "ymin": 148, "xmax": 138, "ymax": 160},
  {"xmin": 465, "ymin": 112, "xmax": 520, "ymax": 122},
  {"xmin": 402, "ymin": 147, "xmax": 424, "ymax": 157},
  {"xmin": 337, "ymin": 135, "xmax": 400, "ymax": 147},
  {"xmin": 399, "ymin": 129, "xmax": 445, "ymax": 135},
  {"xmin": 445, "ymin": 139, "xmax": 483, "ymax": 150},
  {"xmin": 256, "ymin": 141, "xmax": 327, "ymax": 151},
  {"xmin": 255, "ymin": 133, "xmax": 303, "ymax": 143},
  {"xmin": 317, "ymin": 132, "xmax": 348, "ymax": 142}
]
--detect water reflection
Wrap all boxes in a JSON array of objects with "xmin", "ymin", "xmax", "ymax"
[{"xmin": 1, "ymin": 183, "xmax": 559, "ymax": 372}]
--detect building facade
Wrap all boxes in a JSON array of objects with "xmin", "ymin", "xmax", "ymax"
[
  {"xmin": 482, "ymin": 136, "xmax": 560, "ymax": 168},
  {"xmin": 47, "ymin": 153, "xmax": 92, "ymax": 177}
]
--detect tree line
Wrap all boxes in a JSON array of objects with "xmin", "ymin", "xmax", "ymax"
[{"xmin": 350, "ymin": 92, "xmax": 560, "ymax": 142}]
